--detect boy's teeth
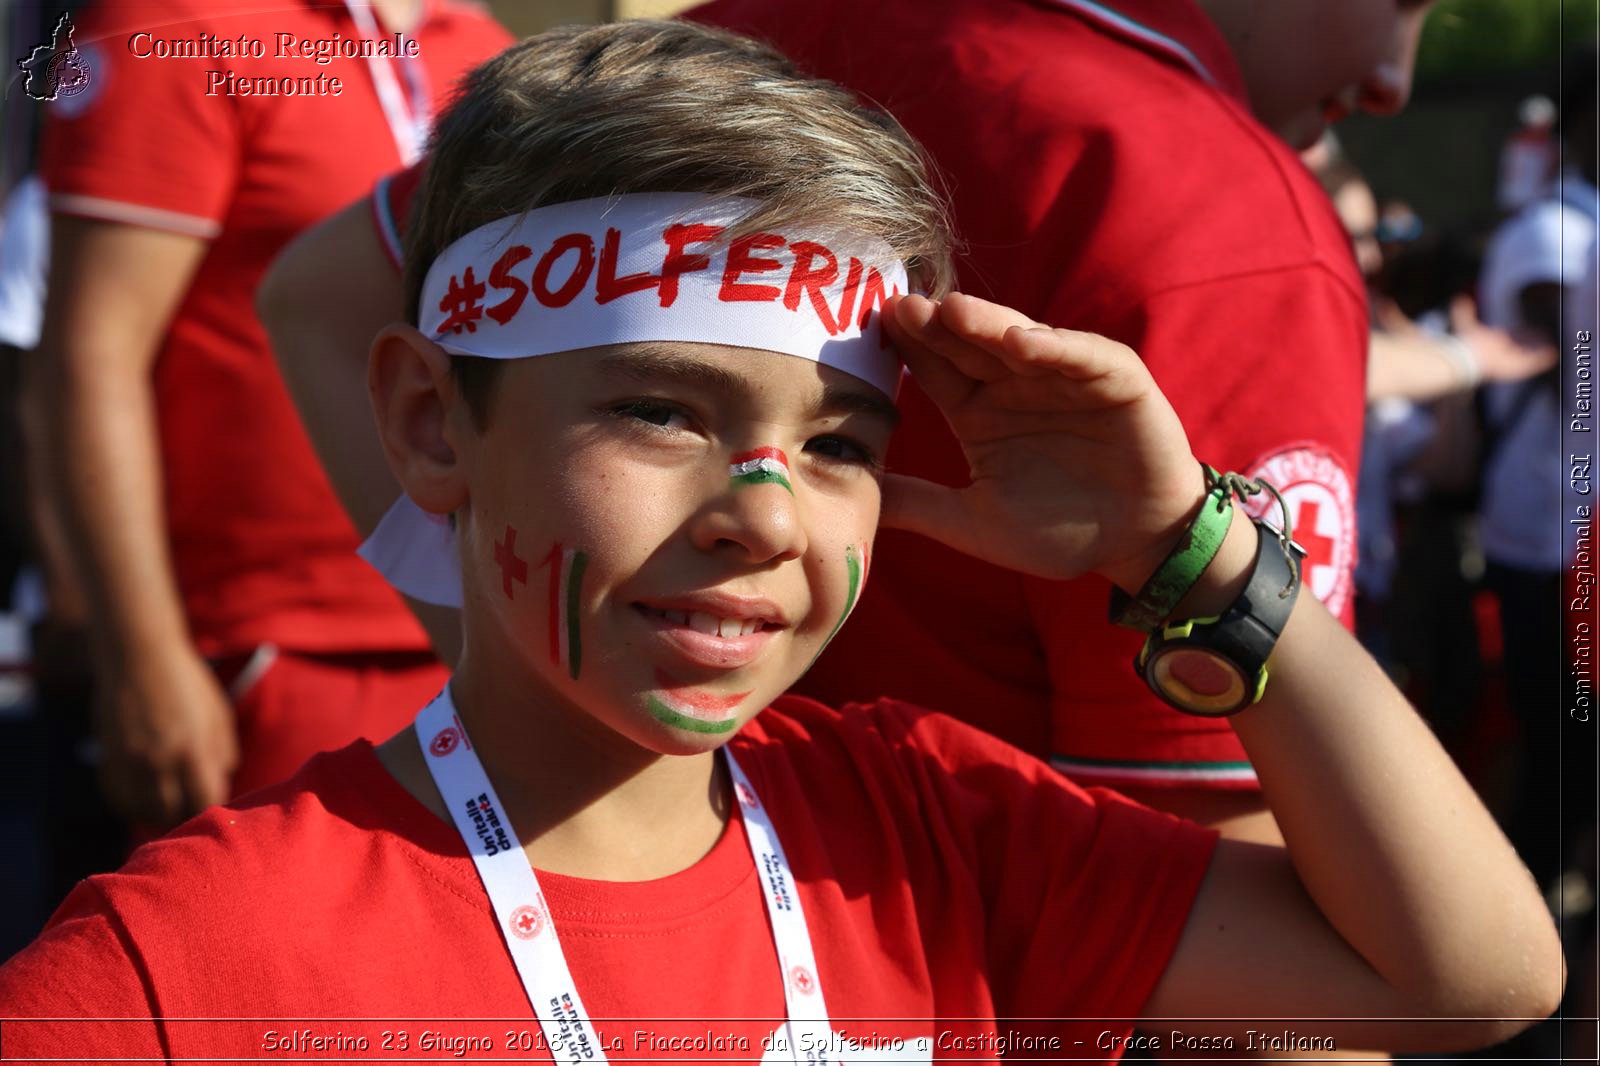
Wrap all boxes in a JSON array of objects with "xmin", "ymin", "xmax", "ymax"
[
  {"xmin": 651, "ymin": 607, "xmax": 764, "ymax": 637},
  {"xmin": 671, "ymin": 610, "xmax": 760, "ymax": 638}
]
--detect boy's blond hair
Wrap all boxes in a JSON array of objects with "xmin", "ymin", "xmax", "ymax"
[{"xmin": 404, "ymin": 20, "xmax": 955, "ymax": 420}]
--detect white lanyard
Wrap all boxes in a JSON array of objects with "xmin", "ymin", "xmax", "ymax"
[
  {"xmin": 343, "ymin": 0, "xmax": 431, "ymax": 165},
  {"xmin": 415, "ymin": 688, "xmax": 836, "ymax": 1064}
]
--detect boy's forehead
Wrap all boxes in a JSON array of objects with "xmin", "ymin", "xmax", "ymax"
[{"xmin": 584, "ymin": 340, "xmax": 901, "ymax": 427}]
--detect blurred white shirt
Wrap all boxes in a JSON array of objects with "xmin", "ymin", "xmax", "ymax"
[
  {"xmin": 1477, "ymin": 170, "xmax": 1598, "ymax": 572},
  {"xmin": 0, "ymin": 175, "xmax": 48, "ymax": 351}
]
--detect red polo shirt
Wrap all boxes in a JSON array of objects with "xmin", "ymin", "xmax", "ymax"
[
  {"xmin": 40, "ymin": 0, "xmax": 511, "ymax": 656},
  {"xmin": 681, "ymin": 0, "xmax": 1368, "ymax": 789}
]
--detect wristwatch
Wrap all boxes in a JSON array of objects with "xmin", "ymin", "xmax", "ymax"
[{"xmin": 1135, "ymin": 520, "xmax": 1304, "ymax": 716}]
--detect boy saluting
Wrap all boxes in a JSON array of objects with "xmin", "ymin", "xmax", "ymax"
[{"xmin": 0, "ymin": 20, "xmax": 1560, "ymax": 1060}]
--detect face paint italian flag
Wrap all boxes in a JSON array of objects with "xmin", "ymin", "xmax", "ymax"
[
  {"xmin": 809, "ymin": 541, "xmax": 870, "ymax": 670},
  {"xmin": 729, "ymin": 447, "xmax": 792, "ymax": 494},
  {"xmin": 544, "ymin": 544, "xmax": 588, "ymax": 680},
  {"xmin": 648, "ymin": 670, "xmax": 749, "ymax": 734}
]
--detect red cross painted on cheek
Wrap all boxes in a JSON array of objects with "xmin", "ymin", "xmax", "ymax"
[{"xmin": 494, "ymin": 526, "xmax": 529, "ymax": 599}]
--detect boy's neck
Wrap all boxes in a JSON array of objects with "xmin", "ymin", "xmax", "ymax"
[{"xmin": 375, "ymin": 663, "xmax": 731, "ymax": 882}]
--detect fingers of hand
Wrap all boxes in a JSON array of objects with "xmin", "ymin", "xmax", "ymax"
[
  {"xmin": 889, "ymin": 293, "xmax": 1011, "ymax": 386},
  {"xmin": 892, "ymin": 292, "xmax": 1146, "ymax": 405},
  {"xmin": 1448, "ymin": 293, "xmax": 1482, "ymax": 332},
  {"xmin": 998, "ymin": 321, "xmax": 1146, "ymax": 393},
  {"xmin": 180, "ymin": 753, "xmax": 230, "ymax": 818},
  {"xmin": 100, "ymin": 754, "xmax": 185, "ymax": 829},
  {"xmin": 877, "ymin": 471, "xmax": 972, "ymax": 548},
  {"xmin": 886, "ymin": 295, "xmax": 981, "ymax": 409}
]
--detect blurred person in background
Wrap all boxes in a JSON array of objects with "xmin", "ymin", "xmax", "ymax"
[
  {"xmin": 25, "ymin": 0, "xmax": 509, "ymax": 836},
  {"xmin": 1475, "ymin": 53, "xmax": 1597, "ymax": 898},
  {"xmin": 0, "ymin": 3, "xmax": 128, "ymax": 958},
  {"xmin": 1498, "ymin": 94, "xmax": 1559, "ymax": 214},
  {"xmin": 1311, "ymin": 148, "xmax": 1552, "ymax": 729}
]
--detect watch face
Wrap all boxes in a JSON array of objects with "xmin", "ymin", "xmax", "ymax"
[{"xmin": 1147, "ymin": 645, "xmax": 1249, "ymax": 716}]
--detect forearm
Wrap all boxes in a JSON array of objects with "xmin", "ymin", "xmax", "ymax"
[
  {"xmin": 270, "ymin": 310, "xmax": 404, "ymax": 534},
  {"xmin": 260, "ymin": 201, "xmax": 463, "ymax": 665},
  {"xmin": 1196, "ymin": 507, "xmax": 1560, "ymax": 1016},
  {"xmin": 29, "ymin": 356, "xmax": 191, "ymax": 668},
  {"xmin": 260, "ymin": 199, "xmax": 406, "ymax": 537},
  {"xmin": 1366, "ymin": 331, "xmax": 1472, "ymax": 404}
]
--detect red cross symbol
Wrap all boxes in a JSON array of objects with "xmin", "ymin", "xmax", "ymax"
[
  {"xmin": 790, "ymin": 965, "xmax": 815, "ymax": 996},
  {"xmin": 1292, "ymin": 500, "xmax": 1339, "ymax": 581},
  {"xmin": 429, "ymin": 727, "xmax": 459, "ymax": 757},
  {"xmin": 509, "ymin": 904, "xmax": 543, "ymax": 940},
  {"xmin": 495, "ymin": 526, "xmax": 529, "ymax": 600}
]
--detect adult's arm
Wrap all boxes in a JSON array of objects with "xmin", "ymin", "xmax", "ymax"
[
  {"xmin": 1367, "ymin": 296, "xmax": 1557, "ymax": 403},
  {"xmin": 26, "ymin": 217, "xmax": 236, "ymax": 828},
  {"xmin": 259, "ymin": 198, "xmax": 462, "ymax": 664}
]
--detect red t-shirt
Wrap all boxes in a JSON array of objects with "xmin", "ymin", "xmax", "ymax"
[
  {"xmin": 679, "ymin": 0, "xmax": 1368, "ymax": 789},
  {"xmin": 39, "ymin": 0, "xmax": 512, "ymax": 656},
  {"xmin": 0, "ymin": 697, "xmax": 1216, "ymax": 1061}
]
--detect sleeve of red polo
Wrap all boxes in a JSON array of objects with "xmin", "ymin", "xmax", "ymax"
[
  {"xmin": 40, "ymin": 8, "xmax": 238, "ymax": 238},
  {"xmin": 1116, "ymin": 263, "xmax": 1367, "ymax": 625},
  {"xmin": 1026, "ymin": 262, "xmax": 1368, "ymax": 789},
  {"xmin": 371, "ymin": 163, "xmax": 427, "ymax": 272}
]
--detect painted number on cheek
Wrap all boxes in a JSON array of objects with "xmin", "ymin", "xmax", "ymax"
[{"xmin": 538, "ymin": 543, "xmax": 588, "ymax": 680}]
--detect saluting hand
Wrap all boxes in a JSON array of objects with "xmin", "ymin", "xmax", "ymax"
[{"xmin": 879, "ymin": 292, "xmax": 1206, "ymax": 593}]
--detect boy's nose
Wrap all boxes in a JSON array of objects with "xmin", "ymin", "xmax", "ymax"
[
  {"xmin": 1359, "ymin": 12, "xmax": 1426, "ymax": 118},
  {"xmin": 692, "ymin": 480, "xmax": 809, "ymax": 565},
  {"xmin": 1358, "ymin": 61, "xmax": 1413, "ymax": 117}
]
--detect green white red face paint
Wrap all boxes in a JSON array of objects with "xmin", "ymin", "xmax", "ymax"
[
  {"xmin": 810, "ymin": 541, "xmax": 870, "ymax": 669},
  {"xmin": 647, "ymin": 668, "xmax": 749, "ymax": 734},
  {"xmin": 729, "ymin": 447, "xmax": 793, "ymax": 495},
  {"xmin": 538, "ymin": 543, "xmax": 588, "ymax": 680}
]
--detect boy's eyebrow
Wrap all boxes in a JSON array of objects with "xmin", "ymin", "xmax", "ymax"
[
  {"xmin": 597, "ymin": 345, "xmax": 747, "ymax": 395},
  {"xmin": 596, "ymin": 345, "xmax": 900, "ymax": 428},
  {"xmin": 817, "ymin": 380, "xmax": 901, "ymax": 429}
]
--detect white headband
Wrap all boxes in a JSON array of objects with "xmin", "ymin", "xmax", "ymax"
[
  {"xmin": 363, "ymin": 193, "xmax": 910, "ymax": 607},
  {"xmin": 419, "ymin": 192, "xmax": 907, "ymax": 393}
]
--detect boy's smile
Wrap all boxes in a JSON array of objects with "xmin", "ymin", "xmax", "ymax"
[{"xmin": 633, "ymin": 591, "xmax": 788, "ymax": 670}]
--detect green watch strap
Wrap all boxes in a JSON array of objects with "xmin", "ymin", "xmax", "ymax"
[{"xmin": 1108, "ymin": 464, "xmax": 1233, "ymax": 633}]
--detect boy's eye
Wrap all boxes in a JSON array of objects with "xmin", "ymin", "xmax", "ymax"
[
  {"xmin": 612, "ymin": 399, "xmax": 691, "ymax": 430},
  {"xmin": 805, "ymin": 434, "xmax": 879, "ymax": 468}
]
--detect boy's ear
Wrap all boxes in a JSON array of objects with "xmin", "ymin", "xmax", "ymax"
[{"xmin": 368, "ymin": 323, "xmax": 470, "ymax": 516}]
